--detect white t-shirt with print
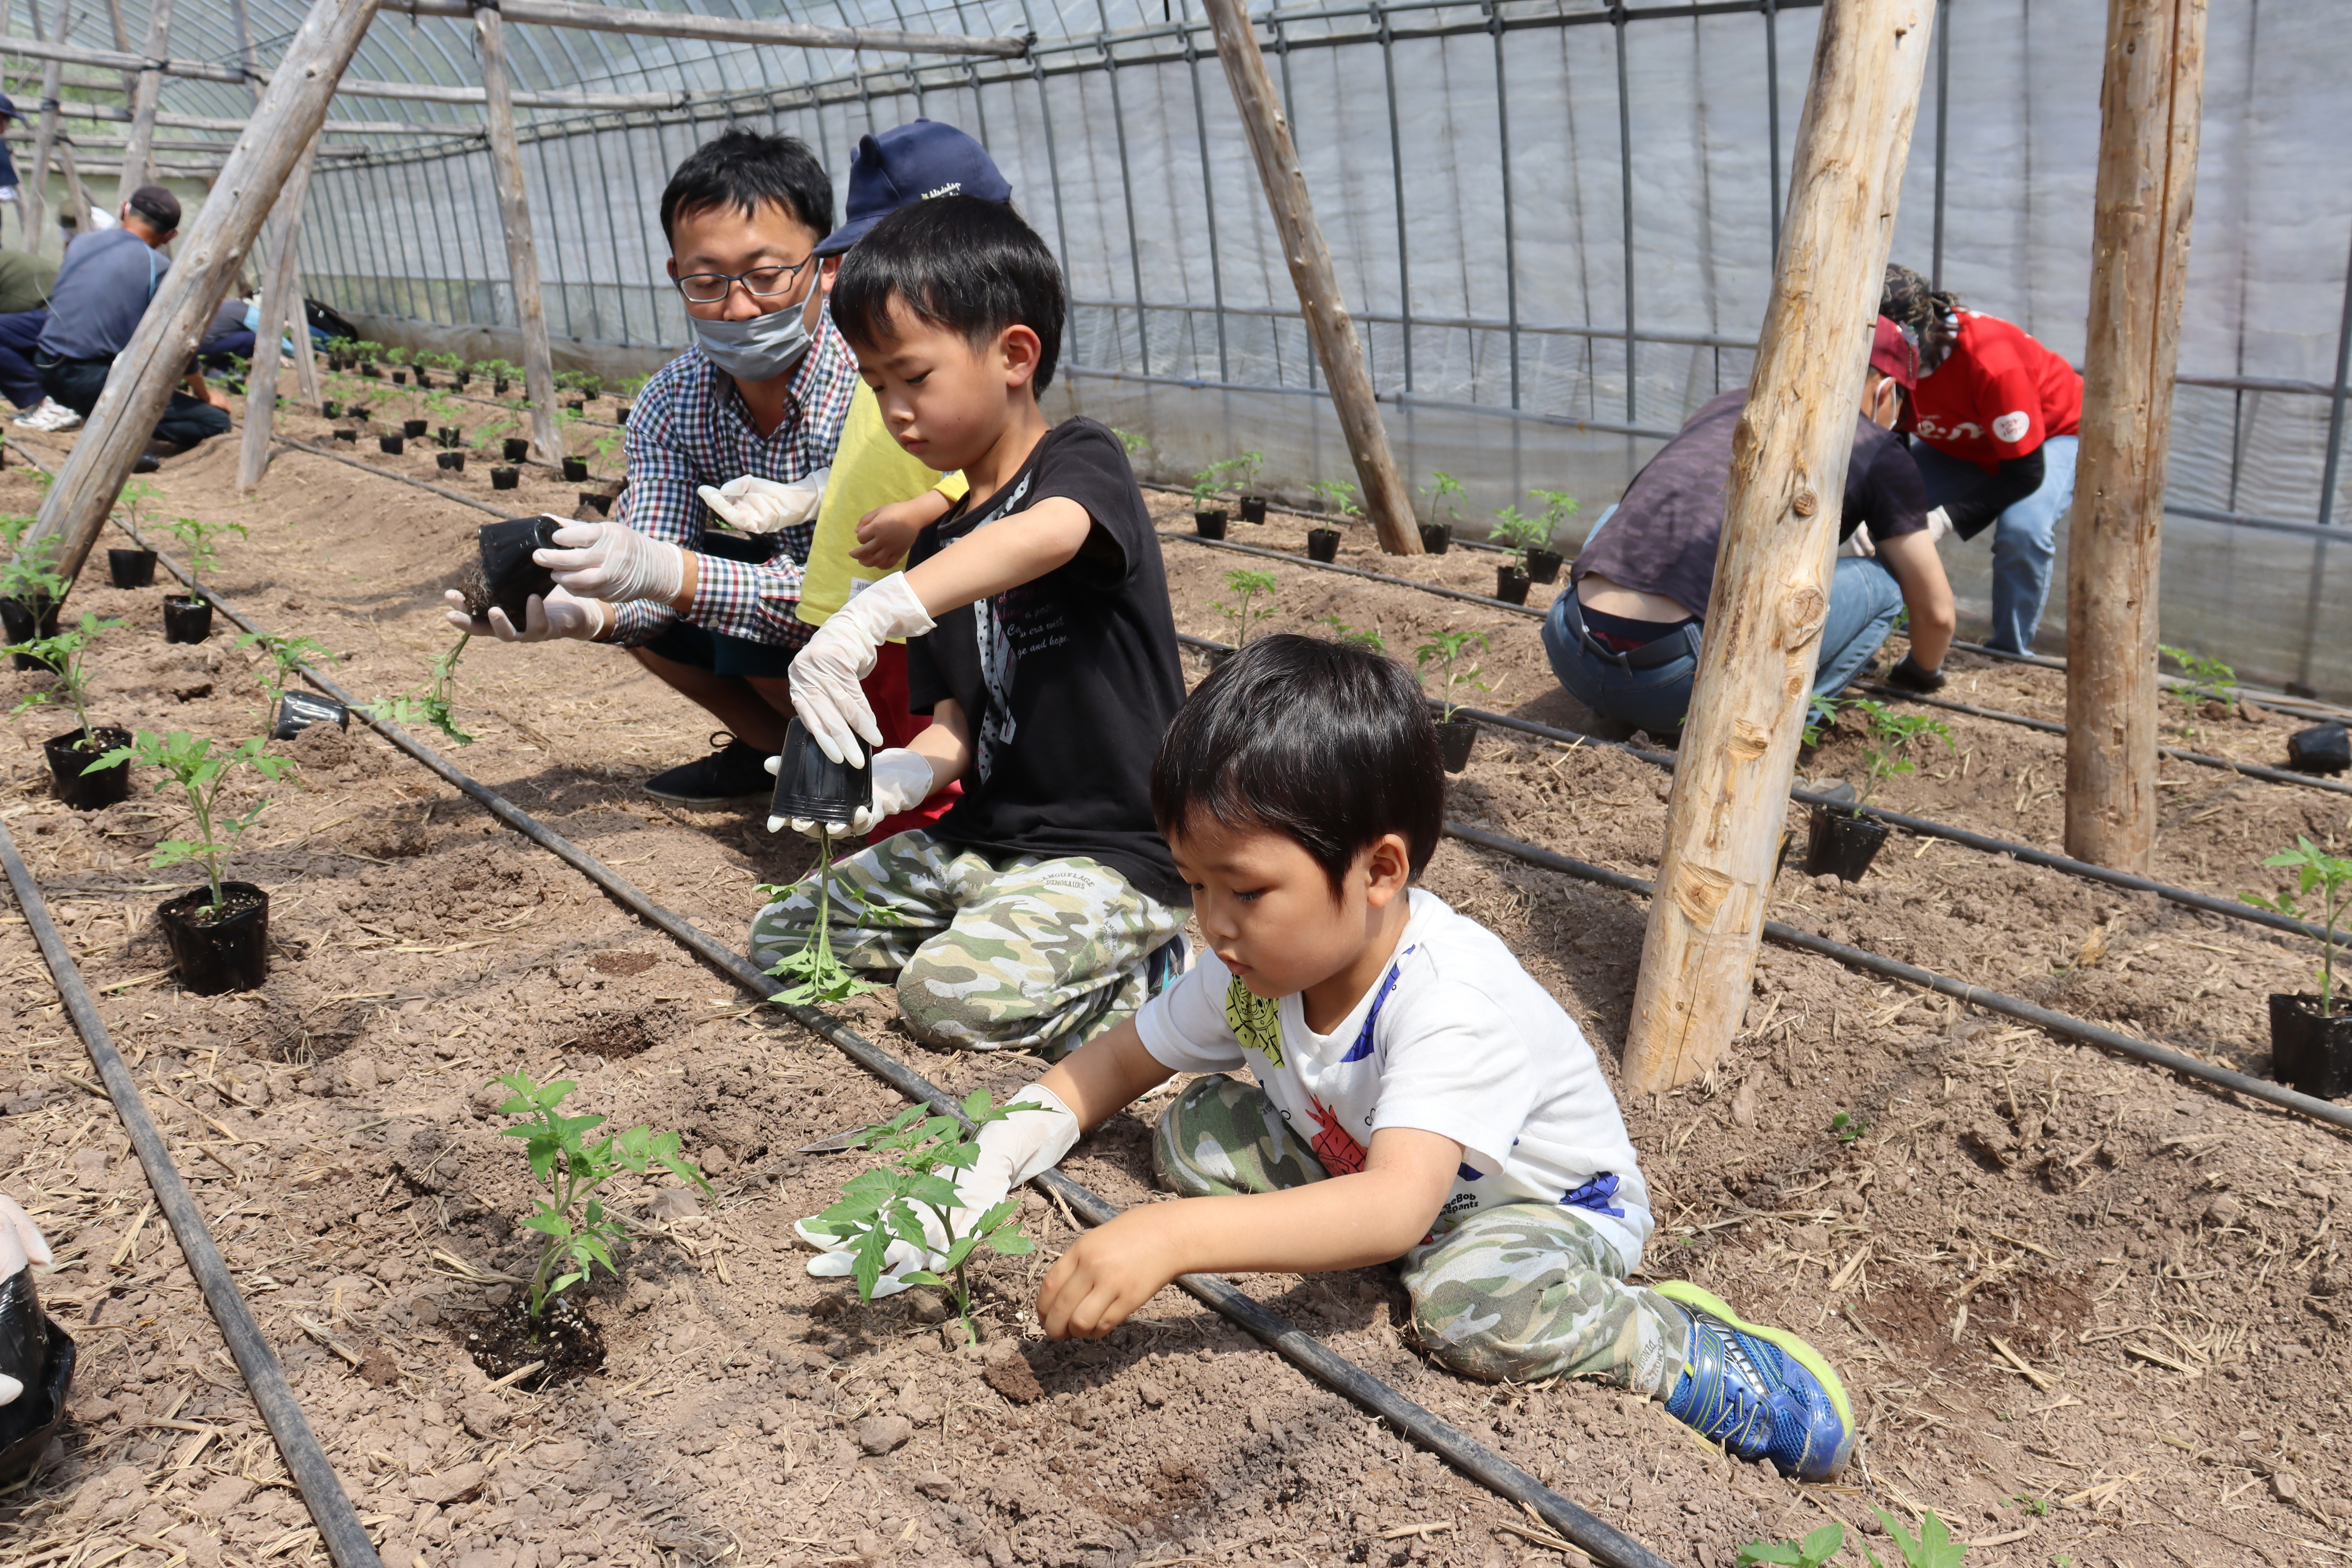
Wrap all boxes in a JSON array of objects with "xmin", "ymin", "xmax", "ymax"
[{"xmin": 1133, "ymin": 888, "xmax": 1654, "ymax": 1272}]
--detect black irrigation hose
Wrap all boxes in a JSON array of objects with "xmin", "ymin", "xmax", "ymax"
[
  {"xmin": 1170, "ymin": 632, "xmax": 2339, "ymax": 951},
  {"xmin": 1159, "ymin": 528, "xmax": 1547, "ymax": 617},
  {"xmin": 87, "ymin": 529, "xmax": 1679, "ymax": 1568},
  {"xmin": 0, "ymin": 823, "xmax": 385, "ymax": 1568},
  {"xmin": 1948, "ymin": 639, "xmax": 2352, "ymax": 726},
  {"xmin": 274, "ymin": 437, "xmax": 520, "ymax": 515},
  {"xmin": 1442, "ymin": 820, "xmax": 2352, "ymax": 1134}
]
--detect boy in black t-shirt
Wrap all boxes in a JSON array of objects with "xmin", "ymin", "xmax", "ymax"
[{"xmin": 750, "ymin": 196, "xmax": 1189, "ymax": 1054}]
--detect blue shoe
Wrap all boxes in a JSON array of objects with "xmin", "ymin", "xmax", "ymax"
[
  {"xmin": 1145, "ymin": 933, "xmax": 1188, "ymax": 998},
  {"xmin": 1655, "ymin": 1281, "xmax": 1855, "ymax": 1481}
]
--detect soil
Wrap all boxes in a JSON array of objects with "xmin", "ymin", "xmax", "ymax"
[
  {"xmin": 160, "ymin": 885, "xmax": 269, "ymax": 931},
  {"xmin": 458, "ymin": 1295, "xmax": 608, "ymax": 1391},
  {"xmin": 0, "ymin": 408, "xmax": 2348, "ymax": 1568}
]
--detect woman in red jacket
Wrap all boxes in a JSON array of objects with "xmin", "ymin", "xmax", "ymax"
[{"xmin": 1880, "ymin": 265, "xmax": 2082, "ymax": 657}]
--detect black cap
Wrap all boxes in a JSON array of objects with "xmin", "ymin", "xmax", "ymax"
[{"xmin": 127, "ymin": 184, "xmax": 180, "ymax": 231}]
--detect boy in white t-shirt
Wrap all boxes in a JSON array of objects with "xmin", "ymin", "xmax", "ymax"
[{"xmin": 800, "ymin": 634, "xmax": 1856, "ymax": 1480}]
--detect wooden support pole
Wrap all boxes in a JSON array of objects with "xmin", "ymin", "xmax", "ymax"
[
  {"xmin": 1199, "ymin": 0, "xmax": 1419, "ymax": 555},
  {"xmin": 287, "ymin": 293, "xmax": 320, "ymax": 404},
  {"xmin": 22, "ymin": 0, "xmax": 383, "ymax": 589},
  {"xmin": 54, "ymin": 136, "xmax": 91, "ymax": 236},
  {"xmin": 1619, "ymin": 0, "xmax": 1933, "ymax": 1094},
  {"xmin": 2062, "ymin": 0, "xmax": 2208, "ymax": 874},
  {"xmin": 472, "ymin": 2, "xmax": 559, "ymax": 466},
  {"xmin": 110, "ymin": 0, "xmax": 165, "ymax": 206},
  {"xmin": 19, "ymin": 0, "xmax": 67, "ymax": 249},
  {"xmin": 238, "ymin": 141, "xmax": 318, "ymax": 492}
]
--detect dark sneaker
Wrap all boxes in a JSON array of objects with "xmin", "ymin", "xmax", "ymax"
[
  {"xmin": 1145, "ymin": 933, "xmax": 1188, "ymax": 998},
  {"xmin": 132, "ymin": 452, "xmax": 161, "ymax": 474},
  {"xmin": 644, "ymin": 733, "xmax": 772, "ymax": 806},
  {"xmin": 1656, "ymin": 1281, "xmax": 1855, "ymax": 1481}
]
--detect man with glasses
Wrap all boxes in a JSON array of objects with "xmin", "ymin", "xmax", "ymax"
[{"xmin": 448, "ymin": 129, "xmax": 858, "ymax": 805}]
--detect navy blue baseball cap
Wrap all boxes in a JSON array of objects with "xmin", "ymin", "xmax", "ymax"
[
  {"xmin": 813, "ymin": 118, "xmax": 1011, "ymax": 257},
  {"xmin": 0, "ymin": 94, "xmax": 18, "ymax": 121}
]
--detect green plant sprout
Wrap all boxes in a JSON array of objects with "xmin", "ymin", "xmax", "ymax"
[
  {"xmin": 0, "ymin": 515, "xmax": 66, "ymax": 609},
  {"xmin": 592, "ymin": 430, "xmax": 624, "ymax": 471},
  {"xmin": 6, "ymin": 613, "xmax": 122, "ymax": 737},
  {"xmin": 2160, "ymin": 644, "xmax": 2237, "ymax": 738},
  {"xmin": 1309, "ymin": 478, "xmax": 1363, "ymax": 520},
  {"xmin": 1232, "ymin": 450, "xmax": 1266, "ymax": 495},
  {"xmin": 2005, "ymin": 1496, "xmax": 2051, "ymax": 1518},
  {"xmin": 1489, "ymin": 505, "xmax": 1549, "ymax": 570},
  {"xmin": 1830, "ymin": 1109, "xmax": 1867, "ymax": 1144},
  {"xmin": 1802, "ymin": 692, "xmax": 1844, "ymax": 748},
  {"xmin": 89, "ymin": 730, "xmax": 293, "ymax": 913},
  {"xmin": 759, "ymin": 827, "xmax": 886, "ymax": 1005},
  {"xmin": 1416, "ymin": 628, "xmax": 1492, "ymax": 722},
  {"xmin": 1737, "ymin": 1522, "xmax": 1845, "ymax": 1568},
  {"xmin": 1111, "ymin": 428, "xmax": 1149, "ymax": 460},
  {"xmin": 1318, "ymin": 615, "xmax": 1385, "ymax": 654},
  {"xmin": 492, "ymin": 1072, "xmax": 710, "ymax": 1325},
  {"xmin": 161, "ymin": 515, "xmax": 247, "ymax": 600},
  {"xmin": 385, "ymin": 345, "xmax": 411, "ymax": 368},
  {"xmin": 1864, "ymin": 1508, "xmax": 1966, "ymax": 1568},
  {"xmin": 1212, "ymin": 567, "xmax": 1279, "ymax": 648},
  {"xmin": 1529, "ymin": 488, "xmax": 1580, "ymax": 539},
  {"xmin": 235, "ymin": 630, "xmax": 340, "ymax": 716},
  {"xmin": 363, "ymin": 633, "xmax": 474, "ymax": 745},
  {"xmin": 1190, "ymin": 456, "xmax": 1248, "ymax": 507},
  {"xmin": 473, "ymin": 414, "xmax": 519, "ymax": 454},
  {"xmin": 1849, "ymin": 698, "xmax": 1953, "ymax": 808},
  {"xmin": 1420, "ymin": 470, "xmax": 1465, "ymax": 527},
  {"xmin": 801, "ymin": 1089, "xmax": 1036, "ymax": 1344},
  {"xmin": 2243, "ymin": 836, "xmax": 2352, "ymax": 1015}
]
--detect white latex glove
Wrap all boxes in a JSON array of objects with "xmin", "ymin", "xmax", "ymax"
[
  {"xmin": 766, "ymin": 747, "xmax": 935, "ymax": 837},
  {"xmin": 1840, "ymin": 529, "xmax": 1877, "ymax": 559},
  {"xmin": 792, "ymin": 1085, "xmax": 1079, "ymax": 1296},
  {"xmin": 536, "ymin": 520, "xmax": 685, "ymax": 605},
  {"xmin": 788, "ymin": 573, "xmax": 935, "ymax": 766},
  {"xmin": 443, "ymin": 585, "xmax": 610, "ymax": 642},
  {"xmin": 0, "ymin": 1193, "xmax": 53, "ymax": 1408},
  {"xmin": 0, "ymin": 187, "xmax": 20, "ymax": 204},
  {"xmin": 699, "ymin": 469, "xmax": 828, "ymax": 535},
  {"xmin": 1924, "ymin": 505, "xmax": 1954, "ymax": 543}
]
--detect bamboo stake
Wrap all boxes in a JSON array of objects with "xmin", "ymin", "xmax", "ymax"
[
  {"xmin": 472, "ymin": 1, "xmax": 559, "ymax": 465},
  {"xmin": 1198, "ymin": 0, "xmax": 1419, "ymax": 555},
  {"xmin": 18, "ymin": 0, "xmax": 66, "ymax": 250},
  {"xmin": 53, "ymin": 135, "xmax": 91, "ymax": 238},
  {"xmin": 20, "ymin": 0, "xmax": 384, "ymax": 588},
  {"xmin": 238, "ymin": 140, "xmax": 318, "ymax": 492},
  {"xmin": 2062, "ymin": 0, "xmax": 2209, "ymax": 873},
  {"xmin": 1620, "ymin": 0, "xmax": 1934, "ymax": 1094},
  {"xmin": 287, "ymin": 294, "xmax": 320, "ymax": 404}
]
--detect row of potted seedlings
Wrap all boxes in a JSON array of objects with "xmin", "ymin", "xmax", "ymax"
[
  {"xmin": 319, "ymin": 341, "xmax": 641, "ymax": 423},
  {"xmin": 324, "ymin": 394, "xmax": 622, "ymax": 514}
]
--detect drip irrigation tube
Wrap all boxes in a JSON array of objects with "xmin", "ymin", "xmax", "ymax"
[
  {"xmin": 0, "ymin": 822, "xmax": 385, "ymax": 1568},
  {"xmin": 84, "ymin": 526, "xmax": 1678, "ymax": 1568},
  {"xmin": 1443, "ymin": 820, "xmax": 2352, "ymax": 1134},
  {"xmin": 1170, "ymin": 632, "xmax": 2338, "ymax": 951},
  {"xmin": 1160, "ymin": 528, "xmax": 1545, "ymax": 616},
  {"xmin": 274, "ymin": 437, "xmax": 521, "ymax": 515},
  {"xmin": 1948, "ymin": 639, "xmax": 2352, "ymax": 725}
]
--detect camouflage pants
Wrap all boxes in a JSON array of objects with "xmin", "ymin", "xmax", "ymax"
[
  {"xmin": 748, "ymin": 830, "xmax": 1183, "ymax": 1054},
  {"xmin": 1152, "ymin": 1074, "xmax": 1687, "ymax": 1393}
]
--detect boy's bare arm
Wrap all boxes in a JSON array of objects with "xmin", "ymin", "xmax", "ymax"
[
  {"xmin": 851, "ymin": 489, "xmax": 955, "ymax": 570},
  {"xmin": 1034, "ymin": 1019, "xmax": 1175, "ymax": 1130},
  {"xmin": 1036, "ymin": 1126, "xmax": 1461, "ymax": 1340},
  {"xmin": 905, "ymin": 696, "xmax": 975, "ymax": 788},
  {"xmin": 900, "ymin": 495, "xmax": 1092, "ymax": 617}
]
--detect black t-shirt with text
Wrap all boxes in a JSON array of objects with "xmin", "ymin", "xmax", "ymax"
[{"xmin": 906, "ymin": 417, "xmax": 1189, "ymax": 906}]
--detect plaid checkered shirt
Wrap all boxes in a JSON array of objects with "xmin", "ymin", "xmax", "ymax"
[{"xmin": 606, "ymin": 316, "xmax": 861, "ymax": 649}]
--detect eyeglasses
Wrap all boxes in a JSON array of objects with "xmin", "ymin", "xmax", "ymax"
[{"xmin": 673, "ymin": 254, "xmax": 816, "ymax": 306}]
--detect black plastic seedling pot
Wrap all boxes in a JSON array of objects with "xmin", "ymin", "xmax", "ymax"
[
  {"xmin": 1419, "ymin": 524, "xmax": 1452, "ymax": 555},
  {"xmin": 403, "ymin": 418, "xmax": 428, "ymax": 438},
  {"xmin": 616, "ymin": 403, "xmax": 632, "ymax": 425},
  {"xmin": 1307, "ymin": 528, "xmax": 1341, "ymax": 563},
  {"xmin": 2, "ymin": 597, "xmax": 59, "ymax": 667},
  {"xmin": 1239, "ymin": 495, "xmax": 1267, "ymax": 524},
  {"xmin": 504, "ymin": 438, "xmax": 530, "ymax": 462},
  {"xmin": 391, "ymin": 370, "xmax": 407, "ymax": 386},
  {"xmin": 158, "ymin": 882, "xmax": 270, "ymax": 995},
  {"xmin": 1524, "ymin": 548, "xmax": 1564, "ymax": 585},
  {"xmin": 379, "ymin": 434, "xmax": 405, "ymax": 455},
  {"xmin": 1802, "ymin": 805, "xmax": 1889, "ymax": 882},
  {"xmin": 349, "ymin": 405, "xmax": 370, "ymax": 422},
  {"xmin": 272, "ymin": 690, "xmax": 348, "ymax": 741},
  {"xmin": 578, "ymin": 492, "xmax": 610, "ymax": 516},
  {"xmin": 562, "ymin": 457, "xmax": 589, "ymax": 483},
  {"xmin": 491, "ymin": 467, "xmax": 520, "ymax": 491},
  {"xmin": 46, "ymin": 726, "xmax": 130, "ymax": 810},
  {"xmin": 439, "ymin": 427, "xmax": 462, "ymax": 448},
  {"xmin": 2270, "ymin": 994, "xmax": 2352, "ymax": 1098},
  {"xmin": 332, "ymin": 428, "xmax": 356, "ymax": 443},
  {"xmin": 1436, "ymin": 719, "xmax": 1477, "ymax": 774},
  {"xmin": 437, "ymin": 451, "xmax": 466, "ymax": 473},
  {"xmin": 106, "ymin": 548, "xmax": 157, "ymax": 589},
  {"xmin": 770, "ymin": 717, "xmax": 873, "ymax": 827},
  {"xmin": 1195, "ymin": 509, "xmax": 1228, "ymax": 540},
  {"xmin": 162, "ymin": 595, "xmax": 213, "ymax": 644},
  {"xmin": 2288, "ymin": 723, "xmax": 2351, "ymax": 776},
  {"xmin": 0, "ymin": 1273, "xmax": 75, "ymax": 1488},
  {"xmin": 567, "ymin": 400, "xmax": 586, "ymax": 414},
  {"xmin": 493, "ymin": 377, "xmax": 510, "ymax": 396},
  {"xmin": 475, "ymin": 514, "xmax": 564, "ymax": 624},
  {"xmin": 1494, "ymin": 567, "xmax": 1531, "ymax": 606},
  {"xmin": 321, "ymin": 399, "xmax": 340, "ymax": 418}
]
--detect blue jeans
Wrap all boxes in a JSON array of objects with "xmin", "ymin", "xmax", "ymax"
[
  {"xmin": 1912, "ymin": 434, "xmax": 2078, "ymax": 655},
  {"xmin": 0, "ymin": 309, "xmax": 45, "ymax": 408},
  {"xmin": 1541, "ymin": 558, "xmax": 1905, "ymax": 735},
  {"xmin": 35, "ymin": 354, "xmax": 232, "ymax": 447}
]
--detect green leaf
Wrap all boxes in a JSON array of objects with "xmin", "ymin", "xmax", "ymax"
[{"xmin": 986, "ymin": 1232, "xmax": 1036, "ymax": 1256}]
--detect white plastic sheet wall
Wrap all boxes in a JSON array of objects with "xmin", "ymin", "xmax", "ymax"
[{"xmin": 296, "ymin": 0, "xmax": 2352, "ymax": 695}]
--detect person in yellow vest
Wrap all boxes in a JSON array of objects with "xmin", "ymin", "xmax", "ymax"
[{"xmin": 703, "ymin": 120, "xmax": 1014, "ymax": 839}]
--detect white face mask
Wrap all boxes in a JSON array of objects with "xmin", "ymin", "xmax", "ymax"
[{"xmin": 692, "ymin": 298, "xmax": 812, "ymax": 383}]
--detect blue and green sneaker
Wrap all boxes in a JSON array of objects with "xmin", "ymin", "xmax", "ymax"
[{"xmin": 1654, "ymin": 1281, "xmax": 1855, "ymax": 1481}]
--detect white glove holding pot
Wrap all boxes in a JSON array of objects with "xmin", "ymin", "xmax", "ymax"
[
  {"xmin": 699, "ymin": 469, "xmax": 828, "ymax": 535},
  {"xmin": 766, "ymin": 747, "xmax": 936, "ymax": 837},
  {"xmin": 788, "ymin": 573, "xmax": 935, "ymax": 767},
  {"xmin": 443, "ymin": 584, "xmax": 610, "ymax": 642},
  {"xmin": 793, "ymin": 1085, "xmax": 1080, "ymax": 1297},
  {"xmin": 0, "ymin": 1193, "xmax": 55, "ymax": 1408},
  {"xmin": 536, "ymin": 520, "xmax": 684, "ymax": 605},
  {"xmin": 1840, "ymin": 529, "xmax": 1877, "ymax": 559}
]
